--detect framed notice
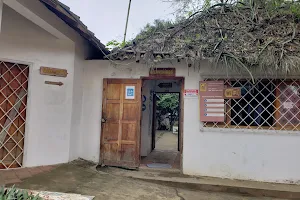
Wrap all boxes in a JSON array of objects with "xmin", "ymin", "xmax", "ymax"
[
  {"xmin": 200, "ymin": 81, "xmax": 225, "ymax": 122},
  {"xmin": 125, "ymin": 86, "xmax": 135, "ymax": 99}
]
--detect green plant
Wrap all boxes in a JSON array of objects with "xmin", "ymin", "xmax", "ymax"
[{"xmin": 0, "ymin": 186, "xmax": 42, "ymax": 200}]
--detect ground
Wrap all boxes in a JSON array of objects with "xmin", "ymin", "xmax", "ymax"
[
  {"xmin": 13, "ymin": 161, "xmax": 282, "ymax": 200},
  {"xmin": 141, "ymin": 131, "xmax": 180, "ymax": 168}
]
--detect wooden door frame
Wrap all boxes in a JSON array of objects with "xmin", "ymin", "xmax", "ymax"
[{"xmin": 141, "ymin": 76, "xmax": 185, "ymax": 170}]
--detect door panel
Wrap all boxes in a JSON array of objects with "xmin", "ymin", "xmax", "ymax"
[{"xmin": 101, "ymin": 79, "xmax": 141, "ymax": 168}]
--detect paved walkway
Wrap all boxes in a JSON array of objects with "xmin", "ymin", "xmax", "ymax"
[
  {"xmin": 0, "ymin": 165, "xmax": 57, "ymax": 185},
  {"xmin": 9, "ymin": 160, "xmax": 284, "ymax": 200},
  {"xmin": 142, "ymin": 131, "xmax": 180, "ymax": 168},
  {"xmin": 156, "ymin": 131, "xmax": 178, "ymax": 151}
]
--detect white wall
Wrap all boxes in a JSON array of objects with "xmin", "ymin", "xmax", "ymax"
[
  {"xmin": 82, "ymin": 59, "xmax": 300, "ymax": 184},
  {"xmin": 141, "ymin": 80, "xmax": 154, "ymax": 156},
  {"xmin": 0, "ymin": 4, "xmax": 92, "ymax": 167}
]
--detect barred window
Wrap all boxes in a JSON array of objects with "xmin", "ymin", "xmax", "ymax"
[{"xmin": 203, "ymin": 79, "xmax": 300, "ymax": 131}]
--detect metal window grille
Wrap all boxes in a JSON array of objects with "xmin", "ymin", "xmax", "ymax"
[
  {"xmin": 203, "ymin": 78, "xmax": 300, "ymax": 131},
  {"xmin": 0, "ymin": 61, "xmax": 29, "ymax": 169}
]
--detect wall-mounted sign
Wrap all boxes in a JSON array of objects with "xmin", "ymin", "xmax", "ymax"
[
  {"xmin": 184, "ymin": 89, "xmax": 199, "ymax": 98},
  {"xmin": 40, "ymin": 67, "xmax": 68, "ymax": 77},
  {"xmin": 45, "ymin": 81, "xmax": 63, "ymax": 86},
  {"xmin": 158, "ymin": 83, "xmax": 172, "ymax": 88},
  {"xmin": 149, "ymin": 68, "xmax": 176, "ymax": 77},
  {"xmin": 224, "ymin": 88, "xmax": 241, "ymax": 99},
  {"xmin": 200, "ymin": 81, "xmax": 225, "ymax": 122},
  {"xmin": 125, "ymin": 86, "xmax": 135, "ymax": 99}
]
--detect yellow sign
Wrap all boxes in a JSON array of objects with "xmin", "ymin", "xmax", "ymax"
[
  {"xmin": 200, "ymin": 83, "xmax": 207, "ymax": 92},
  {"xmin": 224, "ymin": 88, "xmax": 241, "ymax": 99},
  {"xmin": 40, "ymin": 67, "xmax": 68, "ymax": 77}
]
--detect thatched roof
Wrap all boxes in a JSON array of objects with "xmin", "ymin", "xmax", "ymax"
[{"xmin": 108, "ymin": 1, "xmax": 300, "ymax": 76}]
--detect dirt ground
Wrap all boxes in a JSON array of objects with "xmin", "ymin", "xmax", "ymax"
[{"xmin": 13, "ymin": 160, "xmax": 283, "ymax": 200}]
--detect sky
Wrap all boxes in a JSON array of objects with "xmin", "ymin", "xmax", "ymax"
[{"xmin": 59, "ymin": 0, "xmax": 176, "ymax": 45}]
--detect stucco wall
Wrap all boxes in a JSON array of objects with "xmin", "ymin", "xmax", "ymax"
[
  {"xmin": 82, "ymin": 60, "xmax": 300, "ymax": 184},
  {"xmin": 0, "ymin": 4, "xmax": 91, "ymax": 167}
]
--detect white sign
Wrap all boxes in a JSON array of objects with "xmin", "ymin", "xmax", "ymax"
[
  {"xmin": 283, "ymin": 101, "xmax": 294, "ymax": 109},
  {"xmin": 125, "ymin": 86, "xmax": 135, "ymax": 99},
  {"xmin": 184, "ymin": 89, "xmax": 199, "ymax": 98}
]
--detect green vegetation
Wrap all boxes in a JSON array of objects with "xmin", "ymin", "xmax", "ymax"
[{"xmin": 0, "ymin": 186, "xmax": 42, "ymax": 200}]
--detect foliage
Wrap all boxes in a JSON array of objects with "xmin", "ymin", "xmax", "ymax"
[
  {"xmin": 157, "ymin": 93, "xmax": 179, "ymax": 115},
  {"xmin": 156, "ymin": 93, "xmax": 179, "ymax": 129},
  {"xmin": 111, "ymin": 0, "xmax": 300, "ymax": 76},
  {"xmin": 0, "ymin": 186, "xmax": 42, "ymax": 200},
  {"xmin": 106, "ymin": 40, "xmax": 131, "ymax": 51}
]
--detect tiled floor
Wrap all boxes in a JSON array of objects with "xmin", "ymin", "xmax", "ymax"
[{"xmin": 0, "ymin": 165, "xmax": 57, "ymax": 186}]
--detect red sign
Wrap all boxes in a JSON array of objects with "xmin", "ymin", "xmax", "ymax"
[
  {"xmin": 184, "ymin": 89, "xmax": 199, "ymax": 98},
  {"xmin": 200, "ymin": 81, "xmax": 225, "ymax": 122}
]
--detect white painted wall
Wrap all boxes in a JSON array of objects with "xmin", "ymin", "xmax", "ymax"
[
  {"xmin": 141, "ymin": 80, "xmax": 154, "ymax": 156},
  {"xmin": 82, "ymin": 60, "xmax": 300, "ymax": 184},
  {"xmin": 0, "ymin": 2, "xmax": 95, "ymax": 167},
  {"xmin": 0, "ymin": 5, "xmax": 75, "ymax": 166},
  {"xmin": 0, "ymin": 0, "xmax": 3, "ymax": 33}
]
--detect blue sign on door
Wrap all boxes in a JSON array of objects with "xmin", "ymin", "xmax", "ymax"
[{"xmin": 125, "ymin": 86, "xmax": 135, "ymax": 99}]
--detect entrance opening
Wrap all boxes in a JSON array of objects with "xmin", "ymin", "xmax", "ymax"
[{"xmin": 140, "ymin": 79, "xmax": 183, "ymax": 169}]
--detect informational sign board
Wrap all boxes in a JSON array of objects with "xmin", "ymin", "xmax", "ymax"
[
  {"xmin": 40, "ymin": 67, "xmax": 68, "ymax": 77},
  {"xmin": 149, "ymin": 68, "xmax": 176, "ymax": 77},
  {"xmin": 184, "ymin": 89, "xmax": 199, "ymax": 98},
  {"xmin": 200, "ymin": 81, "xmax": 225, "ymax": 122},
  {"xmin": 224, "ymin": 88, "xmax": 241, "ymax": 99},
  {"xmin": 125, "ymin": 86, "xmax": 135, "ymax": 99}
]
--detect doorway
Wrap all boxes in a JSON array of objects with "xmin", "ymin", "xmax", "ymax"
[{"xmin": 140, "ymin": 78, "xmax": 183, "ymax": 169}]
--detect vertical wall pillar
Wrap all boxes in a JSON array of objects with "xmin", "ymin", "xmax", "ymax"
[{"xmin": 0, "ymin": 0, "xmax": 3, "ymax": 33}]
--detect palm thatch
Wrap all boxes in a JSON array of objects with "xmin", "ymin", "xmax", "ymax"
[{"xmin": 109, "ymin": 0, "xmax": 300, "ymax": 76}]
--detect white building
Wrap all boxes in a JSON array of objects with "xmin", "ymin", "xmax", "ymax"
[{"xmin": 1, "ymin": 0, "xmax": 300, "ymax": 186}]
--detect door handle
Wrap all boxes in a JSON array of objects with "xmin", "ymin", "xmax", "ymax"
[{"xmin": 101, "ymin": 118, "xmax": 107, "ymax": 123}]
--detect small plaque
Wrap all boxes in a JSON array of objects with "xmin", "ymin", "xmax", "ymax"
[
  {"xmin": 40, "ymin": 67, "xmax": 68, "ymax": 77},
  {"xmin": 224, "ymin": 88, "xmax": 241, "ymax": 99},
  {"xmin": 125, "ymin": 86, "xmax": 135, "ymax": 99},
  {"xmin": 149, "ymin": 68, "xmax": 175, "ymax": 77},
  {"xmin": 45, "ymin": 81, "xmax": 63, "ymax": 86}
]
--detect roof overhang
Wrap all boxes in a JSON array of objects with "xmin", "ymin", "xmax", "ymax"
[{"xmin": 39, "ymin": 0, "xmax": 110, "ymax": 57}]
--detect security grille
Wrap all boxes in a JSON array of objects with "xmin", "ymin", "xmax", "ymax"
[
  {"xmin": 0, "ymin": 61, "xmax": 29, "ymax": 169},
  {"xmin": 203, "ymin": 78, "xmax": 300, "ymax": 131}
]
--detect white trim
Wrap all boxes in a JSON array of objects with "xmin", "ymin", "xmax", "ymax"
[
  {"xmin": 3, "ymin": 0, "xmax": 71, "ymax": 41},
  {"xmin": 0, "ymin": 0, "xmax": 3, "ymax": 33}
]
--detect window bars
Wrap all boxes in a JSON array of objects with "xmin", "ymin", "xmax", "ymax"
[
  {"xmin": 203, "ymin": 78, "xmax": 300, "ymax": 131},
  {"xmin": 0, "ymin": 61, "xmax": 29, "ymax": 169}
]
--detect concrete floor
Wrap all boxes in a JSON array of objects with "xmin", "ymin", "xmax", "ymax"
[
  {"xmin": 141, "ymin": 131, "xmax": 180, "ymax": 168},
  {"xmin": 13, "ymin": 160, "xmax": 283, "ymax": 200},
  {"xmin": 156, "ymin": 131, "xmax": 178, "ymax": 151}
]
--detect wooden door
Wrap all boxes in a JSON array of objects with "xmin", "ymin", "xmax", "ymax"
[{"xmin": 101, "ymin": 79, "xmax": 141, "ymax": 168}]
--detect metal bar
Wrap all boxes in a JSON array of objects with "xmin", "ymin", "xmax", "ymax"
[
  {"xmin": 0, "ymin": 89, "xmax": 26, "ymax": 145},
  {"xmin": 123, "ymin": 0, "xmax": 132, "ymax": 44}
]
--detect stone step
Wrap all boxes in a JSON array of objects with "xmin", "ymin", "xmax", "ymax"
[{"xmin": 97, "ymin": 166, "xmax": 300, "ymax": 199}]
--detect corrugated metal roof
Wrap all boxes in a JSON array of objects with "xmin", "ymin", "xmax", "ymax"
[{"xmin": 39, "ymin": 0, "xmax": 110, "ymax": 58}]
